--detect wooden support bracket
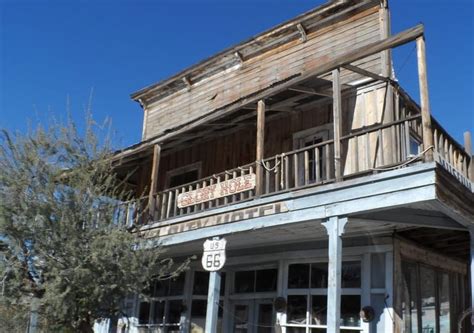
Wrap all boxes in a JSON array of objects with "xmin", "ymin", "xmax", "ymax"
[{"xmin": 296, "ymin": 23, "xmax": 307, "ymax": 42}]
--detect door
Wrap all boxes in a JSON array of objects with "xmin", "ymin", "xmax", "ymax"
[
  {"xmin": 295, "ymin": 131, "xmax": 329, "ymax": 184},
  {"xmin": 232, "ymin": 300, "xmax": 274, "ymax": 333}
]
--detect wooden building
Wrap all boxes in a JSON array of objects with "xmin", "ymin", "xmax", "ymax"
[{"xmin": 101, "ymin": 1, "xmax": 474, "ymax": 332}]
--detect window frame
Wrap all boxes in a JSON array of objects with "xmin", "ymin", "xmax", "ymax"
[{"xmin": 165, "ymin": 161, "xmax": 202, "ymax": 189}]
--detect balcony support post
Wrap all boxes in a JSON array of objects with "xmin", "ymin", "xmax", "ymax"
[
  {"xmin": 322, "ymin": 216, "xmax": 348, "ymax": 333},
  {"xmin": 332, "ymin": 68, "xmax": 342, "ymax": 181},
  {"xmin": 416, "ymin": 36, "xmax": 434, "ymax": 162},
  {"xmin": 464, "ymin": 131, "xmax": 474, "ymax": 181},
  {"xmin": 256, "ymin": 99, "xmax": 266, "ymax": 195},
  {"xmin": 148, "ymin": 144, "xmax": 161, "ymax": 220}
]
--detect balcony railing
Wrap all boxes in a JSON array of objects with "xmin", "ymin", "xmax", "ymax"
[{"xmin": 113, "ymin": 114, "xmax": 471, "ymax": 228}]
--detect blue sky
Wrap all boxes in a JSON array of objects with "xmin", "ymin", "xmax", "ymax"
[{"xmin": 1, "ymin": 0, "xmax": 473, "ymax": 148}]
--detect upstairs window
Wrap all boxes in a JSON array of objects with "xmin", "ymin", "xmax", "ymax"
[{"xmin": 165, "ymin": 162, "xmax": 201, "ymax": 188}]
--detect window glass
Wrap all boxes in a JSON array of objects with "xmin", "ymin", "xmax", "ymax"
[
  {"xmin": 288, "ymin": 264, "xmax": 310, "ymax": 289},
  {"xmin": 439, "ymin": 273, "xmax": 450, "ymax": 333},
  {"xmin": 371, "ymin": 253, "xmax": 386, "ymax": 288},
  {"xmin": 138, "ymin": 301, "xmax": 150, "ymax": 324},
  {"xmin": 193, "ymin": 271, "xmax": 209, "ymax": 295},
  {"xmin": 341, "ymin": 261, "xmax": 361, "ymax": 288},
  {"xmin": 169, "ymin": 274, "xmax": 185, "ymax": 296},
  {"xmin": 153, "ymin": 280, "xmax": 167, "ymax": 297},
  {"xmin": 256, "ymin": 269, "xmax": 277, "ymax": 292},
  {"xmin": 193, "ymin": 271, "xmax": 226, "ymax": 296},
  {"xmin": 168, "ymin": 300, "xmax": 183, "ymax": 324},
  {"xmin": 287, "ymin": 295, "xmax": 307, "ymax": 324},
  {"xmin": 341, "ymin": 295, "xmax": 360, "ymax": 327},
  {"xmin": 235, "ymin": 270, "xmax": 255, "ymax": 293},
  {"xmin": 257, "ymin": 303, "xmax": 273, "ymax": 333},
  {"xmin": 311, "ymin": 263, "xmax": 328, "ymax": 288},
  {"xmin": 152, "ymin": 300, "xmax": 165, "ymax": 324},
  {"xmin": 311, "ymin": 295, "xmax": 327, "ymax": 325},
  {"xmin": 169, "ymin": 169, "xmax": 199, "ymax": 188},
  {"xmin": 420, "ymin": 266, "xmax": 436, "ymax": 333}
]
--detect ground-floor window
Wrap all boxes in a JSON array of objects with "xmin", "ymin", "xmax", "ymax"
[
  {"xmin": 137, "ymin": 274, "xmax": 186, "ymax": 332},
  {"xmin": 284, "ymin": 260, "xmax": 362, "ymax": 332},
  {"xmin": 401, "ymin": 260, "xmax": 467, "ymax": 333}
]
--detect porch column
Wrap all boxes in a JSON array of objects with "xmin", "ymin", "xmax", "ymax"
[
  {"xmin": 256, "ymin": 99, "xmax": 266, "ymax": 195},
  {"xmin": 322, "ymin": 216, "xmax": 348, "ymax": 333},
  {"xmin": 205, "ymin": 271, "xmax": 221, "ymax": 333},
  {"xmin": 416, "ymin": 36, "xmax": 434, "ymax": 161},
  {"xmin": 148, "ymin": 144, "xmax": 161, "ymax": 219},
  {"xmin": 332, "ymin": 68, "xmax": 342, "ymax": 181}
]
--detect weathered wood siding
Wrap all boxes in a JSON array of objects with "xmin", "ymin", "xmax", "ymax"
[{"xmin": 143, "ymin": 5, "xmax": 383, "ymax": 140}]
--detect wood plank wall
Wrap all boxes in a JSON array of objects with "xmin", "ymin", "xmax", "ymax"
[{"xmin": 142, "ymin": 5, "xmax": 383, "ymax": 140}]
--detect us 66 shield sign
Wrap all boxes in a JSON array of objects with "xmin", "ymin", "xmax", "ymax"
[{"xmin": 201, "ymin": 238, "xmax": 226, "ymax": 271}]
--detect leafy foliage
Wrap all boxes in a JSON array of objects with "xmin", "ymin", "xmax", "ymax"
[{"xmin": 0, "ymin": 118, "xmax": 189, "ymax": 332}]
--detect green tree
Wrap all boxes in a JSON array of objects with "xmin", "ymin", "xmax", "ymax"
[{"xmin": 0, "ymin": 118, "xmax": 189, "ymax": 332}]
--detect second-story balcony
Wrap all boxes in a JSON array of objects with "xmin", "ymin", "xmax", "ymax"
[
  {"xmin": 112, "ymin": 82, "xmax": 472, "ymax": 230},
  {"xmin": 111, "ymin": 25, "xmax": 473, "ymax": 233}
]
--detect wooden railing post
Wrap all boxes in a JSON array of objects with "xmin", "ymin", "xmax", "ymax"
[
  {"xmin": 148, "ymin": 144, "xmax": 161, "ymax": 219},
  {"xmin": 332, "ymin": 68, "xmax": 342, "ymax": 181},
  {"xmin": 464, "ymin": 131, "xmax": 473, "ymax": 181},
  {"xmin": 256, "ymin": 99, "xmax": 265, "ymax": 195},
  {"xmin": 416, "ymin": 36, "xmax": 434, "ymax": 161}
]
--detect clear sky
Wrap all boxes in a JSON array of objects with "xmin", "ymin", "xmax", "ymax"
[{"xmin": 1, "ymin": 0, "xmax": 473, "ymax": 149}]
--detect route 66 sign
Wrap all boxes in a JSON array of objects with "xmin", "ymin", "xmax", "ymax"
[{"xmin": 202, "ymin": 238, "xmax": 227, "ymax": 271}]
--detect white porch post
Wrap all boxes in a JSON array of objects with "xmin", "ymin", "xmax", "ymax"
[
  {"xmin": 322, "ymin": 216, "xmax": 348, "ymax": 333},
  {"xmin": 205, "ymin": 271, "xmax": 221, "ymax": 333}
]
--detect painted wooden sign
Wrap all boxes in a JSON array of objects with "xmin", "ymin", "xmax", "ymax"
[
  {"xmin": 177, "ymin": 173, "xmax": 256, "ymax": 208},
  {"xmin": 202, "ymin": 238, "xmax": 227, "ymax": 271},
  {"xmin": 140, "ymin": 201, "xmax": 289, "ymax": 239}
]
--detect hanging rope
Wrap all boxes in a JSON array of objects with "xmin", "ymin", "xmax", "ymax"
[{"xmin": 371, "ymin": 145, "xmax": 434, "ymax": 171}]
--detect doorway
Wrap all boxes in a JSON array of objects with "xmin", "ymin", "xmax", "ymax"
[{"xmin": 231, "ymin": 299, "xmax": 274, "ymax": 333}]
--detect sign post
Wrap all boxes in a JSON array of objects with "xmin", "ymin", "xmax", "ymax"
[{"xmin": 202, "ymin": 237, "xmax": 226, "ymax": 333}]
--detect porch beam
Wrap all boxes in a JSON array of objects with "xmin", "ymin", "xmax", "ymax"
[
  {"xmin": 148, "ymin": 144, "xmax": 161, "ymax": 219},
  {"xmin": 342, "ymin": 64, "xmax": 388, "ymax": 83},
  {"xmin": 332, "ymin": 68, "xmax": 342, "ymax": 181},
  {"xmin": 416, "ymin": 36, "xmax": 434, "ymax": 161},
  {"xmin": 322, "ymin": 216, "xmax": 348, "ymax": 333},
  {"xmin": 256, "ymin": 100, "xmax": 266, "ymax": 195}
]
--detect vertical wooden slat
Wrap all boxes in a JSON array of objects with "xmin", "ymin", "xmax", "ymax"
[
  {"xmin": 284, "ymin": 156, "xmax": 289, "ymax": 190},
  {"xmin": 332, "ymin": 68, "xmax": 342, "ymax": 181},
  {"xmin": 404, "ymin": 121, "xmax": 410, "ymax": 159},
  {"xmin": 315, "ymin": 147, "xmax": 321, "ymax": 183},
  {"xmin": 274, "ymin": 159, "xmax": 280, "ymax": 191},
  {"xmin": 325, "ymin": 144, "xmax": 331, "ymax": 180},
  {"xmin": 249, "ymin": 166, "xmax": 254, "ymax": 199},
  {"xmin": 179, "ymin": 187, "xmax": 185, "ymax": 216},
  {"xmin": 256, "ymin": 99, "xmax": 266, "ymax": 195},
  {"xmin": 353, "ymin": 137, "xmax": 359, "ymax": 173},
  {"xmin": 304, "ymin": 150, "xmax": 310, "ymax": 185},
  {"xmin": 265, "ymin": 164, "xmax": 270, "ymax": 194},
  {"xmin": 464, "ymin": 131, "xmax": 473, "ymax": 181},
  {"xmin": 173, "ymin": 189, "xmax": 179, "ymax": 217},
  {"xmin": 365, "ymin": 132, "xmax": 370, "ymax": 170},
  {"xmin": 416, "ymin": 36, "xmax": 434, "ymax": 161},
  {"xmin": 186, "ymin": 185, "xmax": 193, "ymax": 214},
  {"xmin": 160, "ymin": 192, "xmax": 167, "ymax": 220},
  {"xmin": 232, "ymin": 171, "xmax": 238, "ymax": 202},
  {"xmin": 377, "ymin": 129, "xmax": 384, "ymax": 166},
  {"xmin": 148, "ymin": 144, "xmax": 161, "ymax": 220},
  {"xmin": 293, "ymin": 154, "xmax": 298, "ymax": 188},
  {"xmin": 223, "ymin": 173, "xmax": 229, "ymax": 205},
  {"xmin": 208, "ymin": 178, "xmax": 214, "ymax": 208},
  {"xmin": 166, "ymin": 191, "xmax": 173, "ymax": 219},
  {"xmin": 239, "ymin": 169, "xmax": 245, "ymax": 201}
]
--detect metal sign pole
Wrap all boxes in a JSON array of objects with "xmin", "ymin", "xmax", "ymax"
[
  {"xmin": 204, "ymin": 270, "xmax": 221, "ymax": 333},
  {"xmin": 202, "ymin": 236, "xmax": 226, "ymax": 333}
]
